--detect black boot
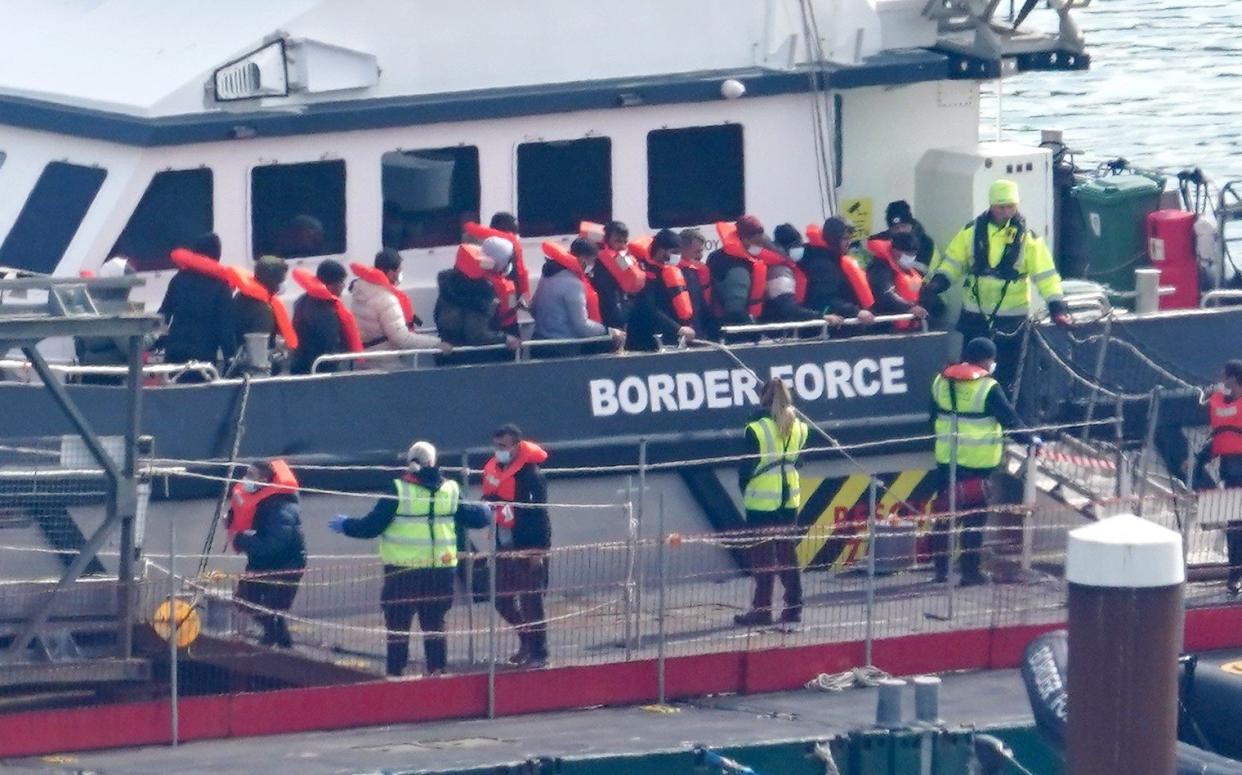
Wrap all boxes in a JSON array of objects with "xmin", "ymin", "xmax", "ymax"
[
  {"xmin": 274, "ymin": 618, "xmax": 293, "ymax": 649},
  {"xmin": 258, "ymin": 617, "xmax": 279, "ymax": 647}
]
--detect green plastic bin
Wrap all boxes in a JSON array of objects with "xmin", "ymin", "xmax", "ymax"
[{"xmin": 1070, "ymin": 173, "xmax": 1165, "ymax": 291}]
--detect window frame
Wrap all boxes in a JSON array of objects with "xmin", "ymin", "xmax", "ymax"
[
  {"xmin": 248, "ymin": 158, "xmax": 348, "ymax": 260},
  {"xmin": 380, "ymin": 145, "xmax": 481, "ymax": 251},
  {"xmin": 109, "ymin": 167, "xmax": 214, "ymax": 272},
  {"xmin": 0, "ymin": 161, "xmax": 107, "ymax": 275},
  {"xmin": 516, "ymin": 136, "xmax": 613, "ymax": 238},
  {"xmin": 645, "ymin": 123, "xmax": 745, "ymax": 229}
]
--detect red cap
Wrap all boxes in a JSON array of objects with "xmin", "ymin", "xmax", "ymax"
[{"xmin": 736, "ymin": 215, "xmax": 764, "ymax": 239}]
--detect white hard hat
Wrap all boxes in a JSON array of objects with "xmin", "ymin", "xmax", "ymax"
[{"xmin": 405, "ymin": 441, "xmax": 437, "ymax": 469}]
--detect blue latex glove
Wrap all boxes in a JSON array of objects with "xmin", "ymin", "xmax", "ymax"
[{"xmin": 328, "ymin": 515, "xmax": 349, "ymax": 535}]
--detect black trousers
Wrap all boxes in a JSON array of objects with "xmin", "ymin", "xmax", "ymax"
[
  {"xmin": 930, "ymin": 466, "xmax": 992, "ymax": 579},
  {"xmin": 494, "ymin": 552, "xmax": 549, "ymax": 658},
  {"xmin": 1222, "ymin": 466, "xmax": 1242, "ymax": 583},
  {"xmin": 235, "ymin": 567, "xmax": 303, "ymax": 643},
  {"xmin": 957, "ymin": 311, "xmax": 1025, "ymax": 392},
  {"xmin": 381, "ymin": 565, "xmax": 455, "ymax": 676},
  {"xmin": 743, "ymin": 510, "xmax": 802, "ymax": 615}
]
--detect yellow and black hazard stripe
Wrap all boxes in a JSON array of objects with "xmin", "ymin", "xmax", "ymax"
[{"xmin": 794, "ymin": 470, "xmax": 940, "ymax": 570}]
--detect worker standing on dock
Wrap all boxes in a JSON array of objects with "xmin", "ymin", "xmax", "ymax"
[
  {"xmin": 734, "ymin": 379, "xmax": 809, "ymax": 627},
  {"xmin": 1192, "ymin": 359, "xmax": 1242, "ymax": 595},
  {"xmin": 330, "ymin": 441, "xmax": 476, "ymax": 677},
  {"xmin": 921, "ymin": 179, "xmax": 1069, "ymax": 390},
  {"xmin": 929, "ymin": 338, "xmax": 1037, "ymax": 586}
]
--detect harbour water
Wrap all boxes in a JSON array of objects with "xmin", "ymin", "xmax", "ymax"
[{"xmin": 995, "ymin": 0, "xmax": 1242, "ymax": 186}]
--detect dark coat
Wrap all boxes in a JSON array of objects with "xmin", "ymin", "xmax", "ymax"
[
  {"xmin": 434, "ymin": 269, "xmax": 507, "ymax": 346},
  {"xmin": 627, "ymin": 270, "xmax": 705, "ymax": 352},
  {"xmin": 232, "ymin": 493, "xmax": 307, "ymax": 573},
  {"xmin": 482, "ymin": 463, "xmax": 550, "ymax": 551},
  {"xmin": 589, "ymin": 263, "xmax": 632, "ymax": 331},
  {"xmin": 290, "ymin": 294, "xmax": 344, "ymax": 374},
  {"xmin": 233, "ymin": 294, "xmax": 276, "ymax": 346},
  {"xmin": 802, "ymin": 246, "xmax": 867, "ymax": 318},
  {"xmin": 342, "ymin": 467, "xmax": 489, "ymax": 539},
  {"xmin": 158, "ymin": 270, "xmax": 236, "ymax": 363}
]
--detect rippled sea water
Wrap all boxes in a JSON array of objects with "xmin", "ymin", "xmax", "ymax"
[{"xmin": 987, "ymin": 0, "xmax": 1242, "ymax": 185}]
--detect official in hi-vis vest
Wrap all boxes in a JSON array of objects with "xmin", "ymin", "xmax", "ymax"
[
  {"xmin": 1192, "ymin": 359, "xmax": 1242, "ymax": 595},
  {"xmin": 929, "ymin": 337, "xmax": 1038, "ymax": 586},
  {"xmin": 921, "ymin": 179, "xmax": 1070, "ymax": 391},
  {"xmin": 735, "ymin": 379, "xmax": 809, "ymax": 627},
  {"xmin": 330, "ymin": 441, "xmax": 486, "ymax": 677}
]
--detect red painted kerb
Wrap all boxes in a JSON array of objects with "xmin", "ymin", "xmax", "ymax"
[{"xmin": 2, "ymin": 607, "xmax": 1240, "ymax": 759}]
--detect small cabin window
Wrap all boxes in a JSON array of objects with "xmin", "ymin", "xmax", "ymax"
[
  {"xmin": 250, "ymin": 160, "xmax": 346, "ymax": 259},
  {"xmin": 647, "ymin": 125, "xmax": 744, "ymax": 228},
  {"xmin": 381, "ymin": 147, "xmax": 480, "ymax": 250},
  {"xmin": 517, "ymin": 137, "xmax": 611, "ymax": 237},
  {"xmin": 0, "ymin": 162, "xmax": 107, "ymax": 275},
  {"xmin": 111, "ymin": 169, "xmax": 213, "ymax": 272}
]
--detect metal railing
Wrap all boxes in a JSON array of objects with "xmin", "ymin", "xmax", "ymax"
[
  {"xmin": 719, "ymin": 312, "xmax": 925, "ymax": 339},
  {"xmin": 0, "ymin": 359, "xmax": 219, "ymax": 383},
  {"xmin": 1201, "ymin": 289, "xmax": 1242, "ymax": 308},
  {"xmin": 310, "ymin": 335, "xmax": 615, "ymax": 373}
]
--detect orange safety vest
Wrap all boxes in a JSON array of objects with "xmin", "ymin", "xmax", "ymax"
[
  {"xmin": 805, "ymin": 225, "xmax": 876, "ymax": 310},
  {"xmin": 169, "ymin": 248, "xmax": 236, "ymax": 286},
  {"xmin": 580, "ymin": 221, "xmax": 646, "ymax": 295},
  {"xmin": 629, "ymin": 237, "xmax": 694, "ymax": 324},
  {"xmin": 350, "ymin": 263, "xmax": 416, "ymax": 328},
  {"xmin": 1210, "ymin": 391, "xmax": 1242, "ymax": 457},
  {"xmin": 542, "ymin": 241, "xmax": 602, "ymax": 323},
  {"xmin": 715, "ymin": 222, "xmax": 768, "ymax": 318},
  {"xmin": 455, "ymin": 244, "xmax": 519, "ymax": 328},
  {"xmin": 229, "ymin": 268, "xmax": 299, "ymax": 350},
  {"xmin": 227, "ymin": 459, "xmax": 299, "ymax": 549},
  {"xmin": 481, "ymin": 441, "xmax": 549, "ymax": 528},
  {"xmin": 866, "ymin": 238, "xmax": 924, "ymax": 329},
  {"xmin": 464, "ymin": 221, "xmax": 530, "ymax": 301},
  {"xmin": 291, "ymin": 268, "xmax": 364, "ymax": 353},
  {"xmin": 757, "ymin": 250, "xmax": 808, "ymax": 305}
]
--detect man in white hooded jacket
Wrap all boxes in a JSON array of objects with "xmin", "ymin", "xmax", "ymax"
[{"xmin": 351, "ymin": 249, "xmax": 449, "ymax": 369}]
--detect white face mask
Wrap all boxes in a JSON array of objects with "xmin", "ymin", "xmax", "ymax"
[
  {"xmin": 747, "ymin": 244, "xmax": 763, "ymax": 257},
  {"xmin": 667, "ymin": 252, "xmax": 682, "ymax": 267},
  {"xmin": 241, "ymin": 478, "xmax": 259, "ymax": 494},
  {"xmin": 897, "ymin": 253, "xmax": 918, "ymax": 269},
  {"xmin": 396, "ymin": 271, "xmax": 405, "ymax": 285},
  {"xmin": 788, "ymin": 246, "xmax": 805, "ymax": 262},
  {"xmin": 988, "ymin": 361, "xmax": 997, "ymax": 375},
  {"xmin": 495, "ymin": 448, "xmax": 513, "ymax": 465}
]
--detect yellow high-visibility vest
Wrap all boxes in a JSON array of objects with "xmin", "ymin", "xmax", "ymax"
[
  {"xmin": 743, "ymin": 416, "xmax": 809, "ymax": 512},
  {"xmin": 380, "ymin": 479, "xmax": 460, "ymax": 568}
]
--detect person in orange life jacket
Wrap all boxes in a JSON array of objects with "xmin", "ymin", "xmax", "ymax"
[
  {"xmin": 801, "ymin": 217, "xmax": 875, "ymax": 326},
  {"xmin": 707, "ymin": 214, "xmax": 769, "ymax": 326},
  {"xmin": 531, "ymin": 238, "xmax": 625, "ymax": 351},
  {"xmin": 628, "ymin": 229, "xmax": 702, "ymax": 351},
  {"xmin": 1192, "ymin": 360, "xmax": 1242, "ymax": 595},
  {"xmin": 157, "ymin": 232, "xmax": 236, "ymax": 372},
  {"xmin": 329, "ymin": 441, "xmax": 490, "ymax": 676},
  {"xmin": 865, "ymin": 232, "xmax": 933, "ymax": 323},
  {"xmin": 435, "ymin": 237, "xmax": 522, "ymax": 353},
  {"xmin": 231, "ymin": 255, "xmax": 293, "ymax": 369},
  {"xmin": 351, "ymin": 249, "xmax": 449, "ymax": 368},
  {"xmin": 487, "ymin": 212, "xmax": 532, "ymax": 307},
  {"xmin": 482, "ymin": 424, "xmax": 551, "ymax": 667},
  {"xmin": 585, "ymin": 221, "xmax": 639, "ymax": 330},
  {"xmin": 762, "ymin": 223, "xmax": 840, "ymax": 327},
  {"xmin": 928, "ymin": 338, "xmax": 1039, "ymax": 586},
  {"xmin": 229, "ymin": 459, "xmax": 307, "ymax": 648},
  {"xmin": 869, "ymin": 200, "xmax": 940, "ymax": 273},
  {"xmin": 290, "ymin": 259, "xmax": 352, "ymax": 374}
]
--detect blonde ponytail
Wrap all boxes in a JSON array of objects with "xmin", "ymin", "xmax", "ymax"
[{"xmin": 760, "ymin": 379, "xmax": 796, "ymax": 439}]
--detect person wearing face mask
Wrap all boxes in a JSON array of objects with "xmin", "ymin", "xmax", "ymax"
[
  {"xmin": 530, "ymin": 238, "xmax": 624, "ymax": 355},
  {"xmin": 481, "ymin": 424, "xmax": 551, "ymax": 667},
  {"xmin": 801, "ymin": 217, "xmax": 875, "ymax": 328},
  {"xmin": 869, "ymin": 200, "xmax": 941, "ymax": 272},
  {"xmin": 329, "ymin": 441, "xmax": 488, "ymax": 676},
  {"xmin": 865, "ymin": 232, "xmax": 933, "ymax": 330},
  {"xmin": 707, "ymin": 215, "xmax": 770, "ymax": 326},
  {"xmin": 581, "ymin": 220, "xmax": 644, "ymax": 331},
  {"xmin": 435, "ymin": 238, "xmax": 522, "ymax": 362},
  {"xmin": 289, "ymin": 259, "xmax": 363, "ymax": 375},
  {"xmin": 351, "ymin": 249, "xmax": 447, "ymax": 369},
  {"xmin": 231, "ymin": 255, "xmax": 299, "ymax": 366},
  {"xmin": 760, "ymin": 223, "xmax": 833, "ymax": 326},
  {"xmin": 678, "ymin": 229, "xmax": 714, "ymax": 322},
  {"xmin": 929, "ymin": 337, "xmax": 1038, "ymax": 586},
  {"xmin": 228, "ymin": 459, "xmax": 306, "ymax": 649},
  {"xmin": 1191, "ymin": 360, "xmax": 1242, "ymax": 595},
  {"xmin": 627, "ymin": 229, "xmax": 703, "ymax": 351}
]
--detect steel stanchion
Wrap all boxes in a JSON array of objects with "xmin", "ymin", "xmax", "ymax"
[
  {"xmin": 1022, "ymin": 442, "xmax": 1037, "ymax": 571},
  {"xmin": 487, "ymin": 523, "xmax": 498, "ymax": 719},
  {"xmin": 622, "ymin": 498, "xmax": 637, "ymax": 660},
  {"xmin": 864, "ymin": 477, "xmax": 878, "ymax": 667},
  {"xmin": 461, "ymin": 451, "xmax": 475, "ymax": 667},
  {"xmin": 634, "ymin": 439, "xmax": 648, "ymax": 649},
  {"xmin": 168, "ymin": 519, "xmax": 178, "ymax": 747},
  {"xmin": 946, "ymin": 415, "xmax": 959, "ymax": 620},
  {"xmin": 657, "ymin": 491, "xmax": 667, "ymax": 705}
]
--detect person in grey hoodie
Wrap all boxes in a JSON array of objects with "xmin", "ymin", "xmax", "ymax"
[{"xmin": 531, "ymin": 238, "xmax": 624, "ymax": 354}]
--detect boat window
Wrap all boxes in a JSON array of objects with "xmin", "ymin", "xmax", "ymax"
[
  {"xmin": 381, "ymin": 146, "xmax": 480, "ymax": 250},
  {"xmin": 647, "ymin": 124, "xmax": 744, "ymax": 228},
  {"xmin": 110, "ymin": 169, "xmax": 213, "ymax": 272},
  {"xmin": 250, "ymin": 160, "xmax": 346, "ymax": 259},
  {"xmin": 517, "ymin": 137, "xmax": 611, "ymax": 237},
  {"xmin": 0, "ymin": 162, "xmax": 106, "ymax": 274}
]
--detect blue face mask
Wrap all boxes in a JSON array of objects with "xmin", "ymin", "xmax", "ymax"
[
  {"xmin": 668, "ymin": 252, "xmax": 682, "ymax": 267},
  {"xmin": 788, "ymin": 246, "xmax": 805, "ymax": 262},
  {"xmin": 241, "ymin": 479, "xmax": 260, "ymax": 494},
  {"xmin": 495, "ymin": 449, "xmax": 513, "ymax": 465}
]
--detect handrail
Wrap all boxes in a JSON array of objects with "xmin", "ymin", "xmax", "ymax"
[
  {"xmin": 1201, "ymin": 290, "xmax": 1242, "ymax": 308},
  {"xmin": 719, "ymin": 313, "xmax": 925, "ymax": 338},
  {"xmin": 0, "ymin": 359, "xmax": 219, "ymax": 382},
  {"xmin": 312, "ymin": 335, "xmax": 617, "ymax": 374}
]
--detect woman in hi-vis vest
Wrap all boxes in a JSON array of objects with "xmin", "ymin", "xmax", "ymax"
[{"xmin": 735, "ymin": 379, "xmax": 809, "ymax": 628}]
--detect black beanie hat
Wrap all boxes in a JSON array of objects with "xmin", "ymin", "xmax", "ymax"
[
  {"xmin": 773, "ymin": 223, "xmax": 803, "ymax": 250},
  {"xmin": 886, "ymin": 200, "xmax": 914, "ymax": 227},
  {"xmin": 964, "ymin": 337, "xmax": 998, "ymax": 364}
]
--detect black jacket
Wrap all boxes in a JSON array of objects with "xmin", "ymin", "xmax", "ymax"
[
  {"xmin": 232, "ymin": 493, "xmax": 307, "ymax": 572},
  {"xmin": 870, "ymin": 221, "xmax": 937, "ymax": 268},
  {"xmin": 866, "ymin": 260, "xmax": 918, "ymax": 316},
  {"xmin": 233, "ymin": 294, "xmax": 276, "ymax": 346},
  {"xmin": 343, "ymin": 467, "xmax": 489, "ymax": 542},
  {"xmin": 627, "ymin": 269, "xmax": 705, "ymax": 352},
  {"xmin": 928, "ymin": 379, "xmax": 1032, "ymax": 476},
  {"xmin": 158, "ymin": 270, "xmax": 236, "ymax": 363},
  {"xmin": 802, "ymin": 246, "xmax": 868, "ymax": 318},
  {"xmin": 290, "ymin": 294, "xmax": 344, "ymax": 374},
  {"xmin": 434, "ymin": 269, "xmax": 509, "ymax": 346},
  {"xmin": 589, "ymin": 263, "xmax": 632, "ymax": 331},
  {"xmin": 483, "ymin": 462, "xmax": 550, "ymax": 550}
]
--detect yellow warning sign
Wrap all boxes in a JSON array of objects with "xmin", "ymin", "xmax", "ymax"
[{"xmin": 841, "ymin": 197, "xmax": 873, "ymax": 238}]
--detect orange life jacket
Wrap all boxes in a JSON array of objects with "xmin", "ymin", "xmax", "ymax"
[
  {"xmin": 805, "ymin": 225, "xmax": 876, "ymax": 311},
  {"xmin": 291, "ymin": 268, "xmax": 364, "ymax": 353},
  {"xmin": 481, "ymin": 441, "xmax": 549, "ymax": 528},
  {"xmin": 227, "ymin": 459, "xmax": 299, "ymax": 549},
  {"xmin": 464, "ymin": 222, "xmax": 530, "ymax": 300},
  {"xmin": 756, "ymin": 250, "xmax": 808, "ymax": 305},
  {"xmin": 941, "ymin": 363, "xmax": 990, "ymax": 382},
  {"xmin": 542, "ymin": 241, "xmax": 602, "ymax": 324},
  {"xmin": 580, "ymin": 221, "xmax": 646, "ymax": 295},
  {"xmin": 1210, "ymin": 391, "xmax": 1242, "ymax": 457},
  {"xmin": 350, "ymin": 263, "xmax": 416, "ymax": 328},
  {"xmin": 682, "ymin": 259, "xmax": 713, "ymax": 308},
  {"xmin": 455, "ymin": 244, "xmax": 519, "ymax": 329},
  {"xmin": 866, "ymin": 238, "xmax": 923, "ymax": 329},
  {"xmin": 629, "ymin": 237, "xmax": 694, "ymax": 324},
  {"xmin": 169, "ymin": 248, "xmax": 236, "ymax": 286},
  {"xmin": 715, "ymin": 222, "xmax": 768, "ymax": 318},
  {"xmin": 229, "ymin": 268, "xmax": 299, "ymax": 350}
]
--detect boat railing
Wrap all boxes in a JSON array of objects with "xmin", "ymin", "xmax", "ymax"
[
  {"xmin": 310, "ymin": 335, "xmax": 615, "ymax": 374},
  {"xmin": 718, "ymin": 312, "xmax": 925, "ymax": 340},
  {"xmin": 0, "ymin": 359, "xmax": 219, "ymax": 383},
  {"xmin": 1200, "ymin": 289, "xmax": 1242, "ymax": 308}
]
